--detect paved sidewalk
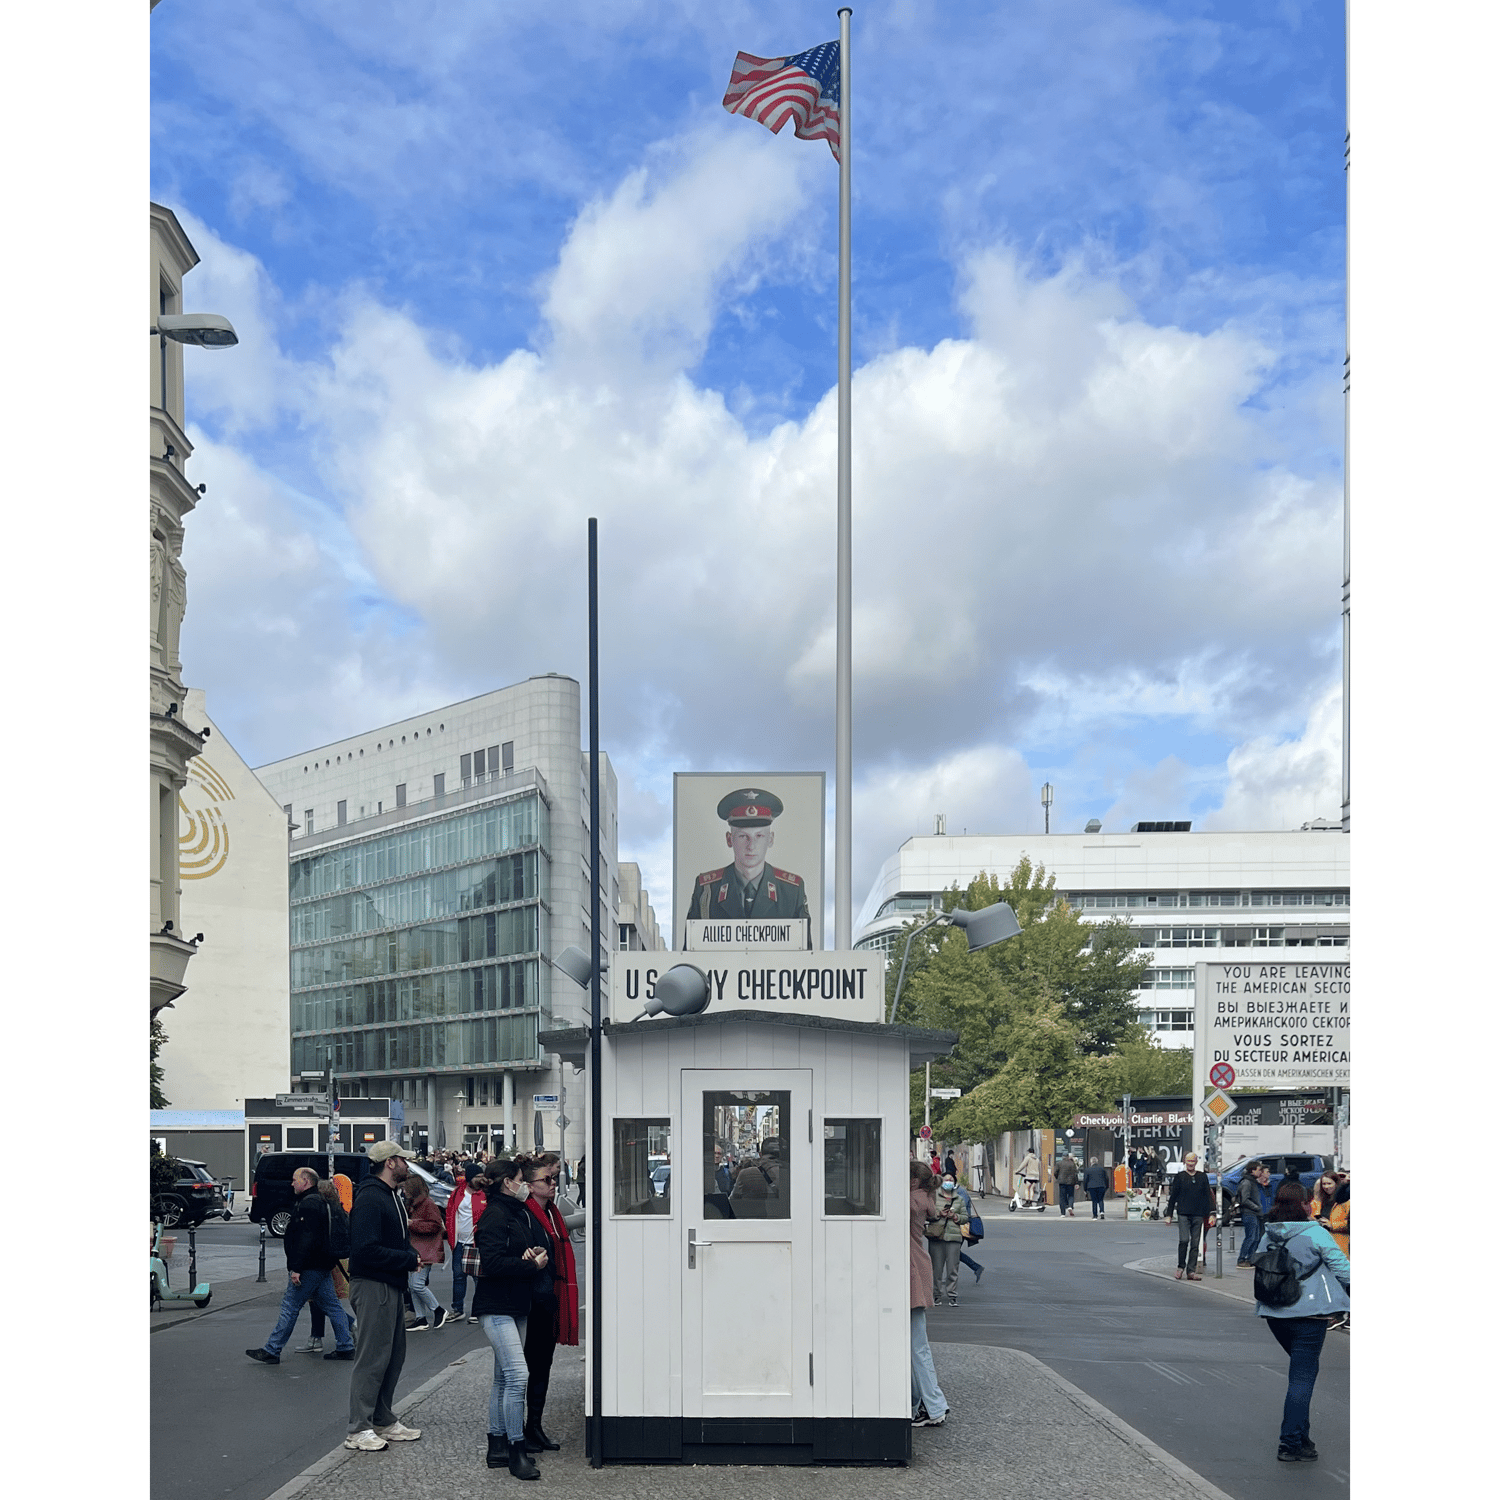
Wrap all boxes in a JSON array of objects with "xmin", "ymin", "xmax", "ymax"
[
  {"xmin": 152, "ymin": 1271, "xmax": 283, "ymax": 1333},
  {"xmin": 1125, "ymin": 1252, "xmax": 1257, "ymax": 1304},
  {"xmin": 266, "ymin": 1340, "xmax": 1232, "ymax": 1500}
]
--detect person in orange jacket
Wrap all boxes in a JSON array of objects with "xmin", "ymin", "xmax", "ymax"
[{"xmin": 444, "ymin": 1163, "xmax": 487, "ymax": 1323}]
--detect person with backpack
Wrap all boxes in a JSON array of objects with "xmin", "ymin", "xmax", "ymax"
[
  {"xmin": 1252, "ymin": 1180, "xmax": 1350, "ymax": 1463},
  {"xmin": 245, "ymin": 1167, "xmax": 355, "ymax": 1364}
]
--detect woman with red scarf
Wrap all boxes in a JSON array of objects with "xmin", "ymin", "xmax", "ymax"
[{"xmin": 518, "ymin": 1151, "xmax": 579, "ymax": 1453}]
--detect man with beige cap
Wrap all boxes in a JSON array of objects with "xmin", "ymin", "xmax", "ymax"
[{"xmin": 344, "ymin": 1142, "xmax": 423, "ymax": 1452}]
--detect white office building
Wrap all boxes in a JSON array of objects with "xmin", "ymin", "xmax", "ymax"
[
  {"xmin": 254, "ymin": 675, "xmax": 618, "ymax": 1160},
  {"xmin": 854, "ymin": 823, "xmax": 1349, "ymax": 1048}
]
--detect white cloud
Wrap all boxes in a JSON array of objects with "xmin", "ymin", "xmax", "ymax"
[
  {"xmin": 176, "ymin": 128, "xmax": 1343, "ymax": 898},
  {"xmin": 1200, "ymin": 680, "xmax": 1343, "ymax": 831}
]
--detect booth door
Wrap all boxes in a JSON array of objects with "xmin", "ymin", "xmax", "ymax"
[{"xmin": 681, "ymin": 1069, "xmax": 812, "ymax": 1420}]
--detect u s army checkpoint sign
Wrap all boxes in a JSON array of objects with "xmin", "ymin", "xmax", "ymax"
[{"xmin": 1196, "ymin": 960, "xmax": 1350, "ymax": 1088}]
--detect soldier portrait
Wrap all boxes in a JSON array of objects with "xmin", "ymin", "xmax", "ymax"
[{"xmin": 674, "ymin": 775, "xmax": 824, "ymax": 949}]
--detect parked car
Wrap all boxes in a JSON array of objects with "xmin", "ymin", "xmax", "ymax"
[
  {"xmin": 249, "ymin": 1150, "xmax": 451, "ymax": 1236},
  {"xmin": 1211, "ymin": 1154, "xmax": 1326, "ymax": 1222},
  {"xmin": 650, "ymin": 1164, "xmax": 671, "ymax": 1198},
  {"xmin": 151, "ymin": 1159, "xmax": 225, "ymax": 1228},
  {"xmin": 250, "ymin": 1152, "xmax": 373, "ymax": 1237}
]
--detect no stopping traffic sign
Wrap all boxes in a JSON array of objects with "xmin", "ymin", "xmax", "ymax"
[{"xmin": 1210, "ymin": 1062, "xmax": 1236, "ymax": 1089}]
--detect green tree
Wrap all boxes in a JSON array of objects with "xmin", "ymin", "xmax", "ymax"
[
  {"xmin": 892, "ymin": 857, "xmax": 1155, "ymax": 1137},
  {"xmin": 1107, "ymin": 1032, "xmax": 1194, "ymax": 1098},
  {"xmin": 151, "ymin": 1013, "xmax": 170, "ymax": 1109}
]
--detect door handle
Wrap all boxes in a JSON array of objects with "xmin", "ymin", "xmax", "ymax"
[{"xmin": 688, "ymin": 1228, "xmax": 713, "ymax": 1269}]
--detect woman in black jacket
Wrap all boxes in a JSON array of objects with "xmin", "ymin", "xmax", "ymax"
[{"xmin": 474, "ymin": 1158, "xmax": 552, "ymax": 1480}]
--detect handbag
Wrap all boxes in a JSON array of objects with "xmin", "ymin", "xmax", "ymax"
[
  {"xmin": 459, "ymin": 1241, "xmax": 483, "ymax": 1278},
  {"xmin": 966, "ymin": 1212, "xmax": 985, "ymax": 1242}
]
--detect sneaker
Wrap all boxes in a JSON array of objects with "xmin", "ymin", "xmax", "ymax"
[
  {"xmin": 1185, "ymin": 1272, "xmax": 1203, "ymax": 1281},
  {"xmin": 345, "ymin": 1429, "xmax": 389, "ymax": 1452},
  {"xmin": 325, "ymin": 1348, "xmax": 357, "ymax": 1360},
  {"xmin": 431, "ymin": 1308, "xmax": 448, "ymax": 1330},
  {"xmin": 947, "ymin": 1295, "xmax": 959, "ymax": 1306},
  {"xmin": 406, "ymin": 1320, "xmax": 430, "ymax": 1333},
  {"xmin": 295, "ymin": 1337, "xmax": 324, "ymax": 1354},
  {"xmin": 1277, "ymin": 1445, "xmax": 1312, "ymax": 1463},
  {"xmin": 451, "ymin": 1308, "xmax": 465, "ymax": 1321},
  {"xmin": 468, "ymin": 1313, "xmax": 480, "ymax": 1324},
  {"xmin": 245, "ymin": 1348, "xmax": 279, "ymax": 1364},
  {"xmin": 375, "ymin": 1420, "xmax": 422, "ymax": 1442},
  {"xmin": 913, "ymin": 1412, "xmax": 947, "ymax": 1428},
  {"xmin": 973, "ymin": 1265, "xmax": 984, "ymax": 1284}
]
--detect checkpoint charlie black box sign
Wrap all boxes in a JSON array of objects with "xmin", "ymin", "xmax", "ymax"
[{"xmin": 673, "ymin": 772, "xmax": 825, "ymax": 951}]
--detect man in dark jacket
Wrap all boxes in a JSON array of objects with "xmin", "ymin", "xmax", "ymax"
[
  {"xmin": 1055, "ymin": 1153, "xmax": 1080, "ymax": 1216},
  {"xmin": 1235, "ymin": 1161, "xmax": 1273, "ymax": 1267},
  {"xmin": 344, "ymin": 1143, "xmax": 422, "ymax": 1452},
  {"xmin": 246, "ymin": 1167, "xmax": 355, "ymax": 1364},
  {"xmin": 1164, "ymin": 1151, "xmax": 1217, "ymax": 1279},
  {"xmin": 1081, "ymin": 1157, "xmax": 1111, "ymax": 1219}
]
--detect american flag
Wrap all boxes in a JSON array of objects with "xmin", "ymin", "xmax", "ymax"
[{"xmin": 722, "ymin": 41, "xmax": 841, "ymax": 161}]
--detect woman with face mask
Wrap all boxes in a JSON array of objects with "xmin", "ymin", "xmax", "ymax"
[
  {"xmin": 924, "ymin": 1170, "xmax": 971, "ymax": 1306},
  {"xmin": 473, "ymin": 1158, "xmax": 552, "ymax": 1479}
]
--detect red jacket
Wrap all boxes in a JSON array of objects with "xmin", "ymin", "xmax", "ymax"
[
  {"xmin": 525, "ymin": 1197, "xmax": 579, "ymax": 1346},
  {"xmin": 445, "ymin": 1182, "xmax": 487, "ymax": 1248},
  {"xmin": 408, "ymin": 1195, "xmax": 446, "ymax": 1265}
]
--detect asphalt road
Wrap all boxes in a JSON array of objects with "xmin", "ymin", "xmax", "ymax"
[
  {"xmin": 926, "ymin": 1204, "xmax": 1349, "ymax": 1499},
  {"xmin": 156, "ymin": 1212, "xmax": 1346, "ymax": 1500},
  {"xmin": 151, "ymin": 1221, "xmax": 494, "ymax": 1500}
]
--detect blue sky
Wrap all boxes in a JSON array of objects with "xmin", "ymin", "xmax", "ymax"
[{"xmin": 151, "ymin": 0, "xmax": 1347, "ymax": 909}]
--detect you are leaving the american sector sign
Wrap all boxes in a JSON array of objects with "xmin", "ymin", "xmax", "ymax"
[{"xmin": 1198, "ymin": 961, "xmax": 1349, "ymax": 1088}]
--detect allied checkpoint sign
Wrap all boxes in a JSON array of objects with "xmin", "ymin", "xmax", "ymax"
[
  {"xmin": 1197, "ymin": 960, "xmax": 1350, "ymax": 1088},
  {"xmin": 609, "ymin": 950, "xmax": 884, "ymax": 1025}
]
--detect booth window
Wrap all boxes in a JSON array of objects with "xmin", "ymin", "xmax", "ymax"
[
  {"xmin": 823, "ymin": 1118, "xmax": 881, "ymax": 1216},
  {"xmin": 704, "ymin": 1090, "xmax": 792, "ymax": 1221},
  {"xmin": 285, "ymin": 1127, "xmax": 315, "ymax": 1149},
  {"xmin": 613, "ymin": 1118, "xmax": 671, "ymax": 1215}
]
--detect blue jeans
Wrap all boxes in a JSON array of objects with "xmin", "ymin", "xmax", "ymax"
[
  {"xmin": 263, "ymin": 1268, "xmax": 353, "ymax": 1354},
  {"xmin": 1089, "ymin": 1187, "xmax": 1106, "ymax": 1217},
  {"xmin": 481, "ymin": 1313, "xmax": 530, "ymax": 1440},
  {"xmin": 451, "ymin": 1247, "xmax": 472, "ymax": 1314},
  {"xmin": 409, "ymin": 1265, "xmax": 441, "ymax": 1320},
  {"xmin": 1058, "ymin": 1183, "xmax": 1075, "ymax": 1213},
  {"xmin": 1238, "ymin": 1211, "xmax": 1264, "ymax": 1263},
  {"xmin": 910, "ymin": 1309, "xmax": 948, "ymax": 1420},
  {"xmin": 1266, "ymin": 1316, "xmax": 1328, "ymax": 1447}
]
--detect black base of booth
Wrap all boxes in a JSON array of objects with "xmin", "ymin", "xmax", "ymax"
[{"xmin": 589, "ymin": 1416, "xmax": 911, "ymax": 1466}]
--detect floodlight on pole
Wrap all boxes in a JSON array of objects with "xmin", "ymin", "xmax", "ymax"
[
  {"xmin": 887, "ymin": 901, "xmax": 1022, "ymax": 1025},
  {"xmin": 151, "ymin": 312, "xmax": 239, "ymax": 348}
]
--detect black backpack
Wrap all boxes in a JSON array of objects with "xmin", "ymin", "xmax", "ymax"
[
  {"xmin": 324, "ymin": 1199, "xmax": 351, "ymax": 1261},
  {"xmin": 1251, "ymin": 1228, "xmax": 1304, "ymax": 1307}
]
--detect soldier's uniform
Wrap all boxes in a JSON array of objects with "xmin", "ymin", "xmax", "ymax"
[{"xmin": 685, "ymin": 788, "xmax": 811, "ymax": 937}]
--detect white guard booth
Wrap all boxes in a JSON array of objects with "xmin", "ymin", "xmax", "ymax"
[{"xmin": 541, "ymin": 948, "xmax": 957, "ymax": 1467}]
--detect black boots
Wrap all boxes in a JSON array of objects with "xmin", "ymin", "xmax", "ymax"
[
  {"xmin": 507, "ymin": 1439, "xmax": 539, "ymax": 1479},
  {"xmin": 486, "ymin": 1434, "xmax": 508, "ymax": 1469},
  {"xmin": 524, "ymin": 1421, "xmax": 560, "ymax": 1452}
]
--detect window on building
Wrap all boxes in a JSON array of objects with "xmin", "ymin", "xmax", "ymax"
[
  {"xmin": 1144, "ymin": 1009, "xmax": 1194, "ymax": 1031},
  {"xmin": 824, "ymin": 1119, "xmax": 881, "ymax": 1216},
  {"xmin": 305, "ymin": 810, "xmax": 314, "ymax": 834},
  {"xmin": 466, "ymin": 1076, "xmax": 476, "ymax": 1107},
  {"xmin": 396, "ymin": 784, "xmax": 406, "ymax": 808},
  {"xmin": 502, "ymin": 741, "xmax": 515, "ymax": 774},
  {"xmin": 337, "ymin": 800, "xmax": 347, "ymax": 826},
  {"xmin": 488, "ymin": 745, "xmax": 501, "ymax": 779},
  {"xmin": 461, "ymin": 753, "xmax": 472, "ymax": 784},
  {"xmin": 619, "ymin": 923, "xmax": 634, "ymax": 950},
  {"xmin": 283, "ymin": 804, "xmax": 292, "ymax": 820},
  {"xmin": 614, "ymin": 1118, "xmax": 670, "ymax": 1214},
  {"xmin": 434, "ymin": 773, "xmax": 446, "ymax": 798}
]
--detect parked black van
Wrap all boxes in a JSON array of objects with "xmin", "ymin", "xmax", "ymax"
[{"xmin": 249, "ymin": 1152, "xmax": 373, "ymax": 1236}]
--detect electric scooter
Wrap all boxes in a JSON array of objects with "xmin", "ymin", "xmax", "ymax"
[{"xmin": 151, "ymin": 1221, "xmax": 212, "ymax": 1310}]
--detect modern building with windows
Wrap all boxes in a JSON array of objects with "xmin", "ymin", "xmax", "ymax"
[
  {"xmin": 854, "ymin": 822, "xmax": 1349, "ymax": 1049},
  {"xmin": 617, "ymin": 861, "xmax": 666, "ymax": 951},
  {"xmin": 254, "ymin": 675, "xmax": 619, "ymax": 1158}
]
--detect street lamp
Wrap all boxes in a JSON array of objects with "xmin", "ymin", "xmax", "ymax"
[
  {"xmin": 454, "ymin": 1091, "xmax": 466, "ymax": 1156},
  {"xmin": 887, "ymin": 901, "xmax": 1023, "ymax": 1025},
  {"xmin": 150, "ymin": 310, "xmax": 238, "ymax": 414}
]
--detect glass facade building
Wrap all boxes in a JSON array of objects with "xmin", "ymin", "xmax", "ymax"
[{"xmin": 288, "ymin": 787, "xmax": 552, "ymax": 1082}]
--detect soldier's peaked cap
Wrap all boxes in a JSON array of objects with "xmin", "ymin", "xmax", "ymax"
[{"xmin": 717, "ymin": 788, "xmax": 784, "ymax": 826}]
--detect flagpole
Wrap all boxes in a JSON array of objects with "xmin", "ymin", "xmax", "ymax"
[{"xmin": 835, "ymin": 6, "xmax": 853, "ymax": 951}]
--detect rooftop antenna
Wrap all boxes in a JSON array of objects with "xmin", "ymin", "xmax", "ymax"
[
  {"xmin": 934, "ymin": 813, "xmax": 946, "ymax": 835},
  {"xmin": 1041, "ymin": 782, "xmax": 1054, "ymax": 835}
]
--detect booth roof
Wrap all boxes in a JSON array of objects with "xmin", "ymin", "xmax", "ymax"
[{"xmin": 537, "ymin": 1010, "xmax": 959, "ymax": 1066}]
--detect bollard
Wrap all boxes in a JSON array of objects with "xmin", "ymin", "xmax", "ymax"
[
  {"xmin": 257, "ymin": 1227, "xmax": 267, "ymax": 1283},
  {"xmin": 189, "ymin": 1225, "xmax": 198, "ymax": 1289}
]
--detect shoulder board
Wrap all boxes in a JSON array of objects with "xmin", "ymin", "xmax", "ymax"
[
  {"xmin": 697, "ymin": 868, "xmax": 725, "ymax": 885},
  {"xmin": 770, "ymin": 867, "xmax": 802, "ymax": 885}
]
